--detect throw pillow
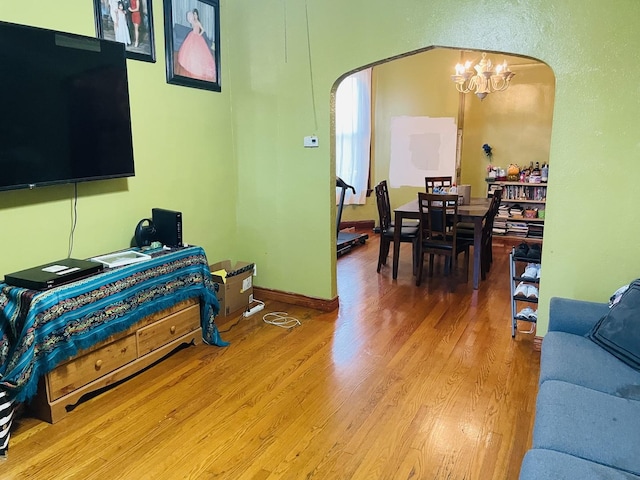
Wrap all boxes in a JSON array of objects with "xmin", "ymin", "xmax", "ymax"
[
  {"xmin": 609, "ymin": 283, "xmax": 630, "ymax": 307},
  {"xmin": 589, "ymin": 278, "xmax": 640, "ymax": 371}
]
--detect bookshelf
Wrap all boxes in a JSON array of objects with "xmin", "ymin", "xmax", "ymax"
[{"xmin": 487, "ymin": 181, "xmax": 546, "ymax": 241}]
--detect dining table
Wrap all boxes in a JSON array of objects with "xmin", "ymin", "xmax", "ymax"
[{"xmin": 392, "ymin": 197, "xmax": 491, "ymax": 289}]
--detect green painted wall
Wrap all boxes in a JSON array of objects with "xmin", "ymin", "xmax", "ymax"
[
  {"xmin": 226, "ymin": 0, "xmax": 640, "ymax": 335},
  {"xmin": 2, "ymin": 1, "xmax": 639, "ymax": 337},
  {"xmin": 0, "ymin": 3, "xmax": 237, "ymax": 274}
]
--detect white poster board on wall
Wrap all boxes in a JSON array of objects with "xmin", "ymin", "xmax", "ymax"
[{"xmin": 389, "ymin": 116, "xmax": 457, "ymax": 188}]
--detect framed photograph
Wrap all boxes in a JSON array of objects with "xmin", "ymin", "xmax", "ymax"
[
  {"xmin": 163, "ymin": 0, "xmax": 221, "ymax": 92},
  {"xmin": 93, "ymin": 0, "xmax": 156, "ymax": 63}
]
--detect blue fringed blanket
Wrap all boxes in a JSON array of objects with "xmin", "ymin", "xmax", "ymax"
[{"xmin": 0, "ymin": 245, "xmax": 228, "ymax": 404}]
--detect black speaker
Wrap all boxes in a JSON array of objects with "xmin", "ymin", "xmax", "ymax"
[{"xmin": 152, "ymin": 208, "xmax": 183, "ymax": 247}]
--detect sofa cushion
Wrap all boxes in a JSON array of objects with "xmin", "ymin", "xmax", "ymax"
[
  {"xmin": 533, "ymin": 380, "xmax": 640, "ymax": 475},
  {"xmin": 541, "ymin": 331, "xmax": 640, "ymax": 399},
  {"xmin": 589, "ymin": 279, "xmax": 640, "ymax": 371},
  {"xmin": 520, "ymin": 449, "xmax": 640, "ymax": 480}
]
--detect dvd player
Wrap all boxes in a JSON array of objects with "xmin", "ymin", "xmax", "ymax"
[{"xmin": 4, "ymin": 258, "xmax": 104, "ymax": 290}]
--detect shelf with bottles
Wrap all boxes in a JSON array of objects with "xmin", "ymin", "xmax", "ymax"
[{"xmin": 486, "ymin": 162, "xmax": 548, "ymax": 189}]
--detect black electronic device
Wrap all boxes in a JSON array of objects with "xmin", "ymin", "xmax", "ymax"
[
  {"xmin": 0, "ymin": 21, "xmax": 135, "ymax": 192},
  {"xmin": 4, "ymin": 259, "xmax": 104, "ymax": 290},
  {"xmin": 134, "ymin": 218, "xmax": 157, "ymax": 247},
  {"xmin": 152, "ymin": 208, "xmax": 183, "ymax": 247}
]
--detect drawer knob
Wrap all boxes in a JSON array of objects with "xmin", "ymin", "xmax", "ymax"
[
  {"xmin": 95, "ymin": 359, "xmax": 103, "ymax": 370},
  {"xmin": 170, "ymin": 325, "xmax": 176, "ymax": 334}
]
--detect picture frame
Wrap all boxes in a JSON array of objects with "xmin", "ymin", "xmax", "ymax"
[
  {"xmin": 163, "ymin": 0, "xmax": 221, "ymax": 92},
  {"xmin": 93, "ymin": 0, "xmax": 156, "ymax": 63}
]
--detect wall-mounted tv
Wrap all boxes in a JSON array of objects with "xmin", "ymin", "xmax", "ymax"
[{"xmin": 0, "ymin": 21, "xmax": 135, "ymax": 192}]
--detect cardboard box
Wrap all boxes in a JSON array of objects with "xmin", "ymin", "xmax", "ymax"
[{"xmin": 209, "ymin": 260, "xmax": 255, "ymax": 316}]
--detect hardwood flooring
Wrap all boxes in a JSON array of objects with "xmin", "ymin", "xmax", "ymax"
[{"xmin": 4, "ymin": 234, "xmax": 540, "ymax": 479}]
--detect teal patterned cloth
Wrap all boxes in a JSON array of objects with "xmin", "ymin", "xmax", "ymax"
[{"xmin": 0, "ymin": 245, "xmax": 228, "ymax": 404}]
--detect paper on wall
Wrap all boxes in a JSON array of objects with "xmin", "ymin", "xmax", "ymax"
[{"xmin": 389, "ymin": 116, "xmax": 457, "ymax": 188}]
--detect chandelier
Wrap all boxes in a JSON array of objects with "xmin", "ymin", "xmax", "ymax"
[{"xmin": 451, "ymin": 52, "xmax": 515, "ymax": 100}]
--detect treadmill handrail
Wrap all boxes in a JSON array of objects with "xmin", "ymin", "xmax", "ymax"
[{"xmin": 336, "ymin": 176, "xmax": 356, "ymax": 195}]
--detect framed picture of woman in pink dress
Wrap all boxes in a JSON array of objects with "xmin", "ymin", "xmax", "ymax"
[
  {"xmin": 93, "ymin": 0, "xmax": 157, "ymax": 63},
  {"xmin": 163, "ymin": 0, "xmax": 221, "ymax": 92}
]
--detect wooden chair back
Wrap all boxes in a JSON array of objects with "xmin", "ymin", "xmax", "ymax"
[
  {"xmin": 425, "ymin": 176, "xmax": 453, "ymax": 193},
  {"xmin": 375, "ymin": 181, "xmax": 392, "ymax": 232},
  {"xmin": 417, "ymin": 192, "xmax": 460, "ymax": 248}
]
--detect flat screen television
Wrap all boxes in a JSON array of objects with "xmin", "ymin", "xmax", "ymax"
[{"xmin": 0, "ymin": 21, "xmax": 135, "ymax": 192}]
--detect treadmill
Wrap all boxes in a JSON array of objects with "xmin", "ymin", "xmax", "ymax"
[{"xmin": 336, "ymin": 177, "xmax": 369, "ymax": 256}]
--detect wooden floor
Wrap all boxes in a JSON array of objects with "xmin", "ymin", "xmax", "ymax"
[{"xmin": 5, "ymin": 234, "xmax": 540, "ymax": 479}]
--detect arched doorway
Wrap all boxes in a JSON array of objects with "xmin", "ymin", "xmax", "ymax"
[{"xmin": 333, "ymin": 46, "xmax": 555, "ymax": 252}]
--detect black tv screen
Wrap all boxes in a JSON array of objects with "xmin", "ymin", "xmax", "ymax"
[{"xmin": 0, "ymin": 21, "xmax": 135, "ymax": 192}]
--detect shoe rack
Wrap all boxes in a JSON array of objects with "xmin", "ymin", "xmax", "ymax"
[{"xmin": 510, "ymin": 243, "xmax": 541, "ymax": 337}]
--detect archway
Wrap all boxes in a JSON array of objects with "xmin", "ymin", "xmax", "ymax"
[{"xmin": 333, "ymin": 46, "xmax": 555, "ymax": 251}]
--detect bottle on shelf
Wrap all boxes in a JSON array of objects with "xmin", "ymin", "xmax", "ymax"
[
  {"xmin": 541, "ymin": 163, "xmax": 549, "ymax": 182},
  {"xmin": 532, "ymin": 162, "xmax": 541, "ymax": 177}
]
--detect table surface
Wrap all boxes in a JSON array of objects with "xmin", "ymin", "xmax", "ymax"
[{"xmin": 394, "ymin": 197, "xmax": 491, "ymax": 217}]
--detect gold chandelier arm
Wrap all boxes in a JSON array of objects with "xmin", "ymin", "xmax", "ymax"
[{"xmin": 490, "ymin": 76, "xmax": 508, "ymax": 91}]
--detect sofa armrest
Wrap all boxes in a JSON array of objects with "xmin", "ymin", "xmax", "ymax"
[{"xmin": 548, "ymin": 297, "xmax": 609, "ymax": 336}]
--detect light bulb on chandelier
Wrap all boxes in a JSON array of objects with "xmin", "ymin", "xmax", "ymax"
[{"xmin": 451, "ymin": 52, "xmax": 515, "ymax": 100}]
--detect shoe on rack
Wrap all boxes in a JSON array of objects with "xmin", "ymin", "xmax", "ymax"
[
  {"xmin": 536, "ymin": 265, "xmax": 541, "ymax": 279},
  {"xmin": 522, "ymin": 263, "xmax": 539, "ymax": 280},
  {"xmin": 514, "ymin": 282, "xmax": 529, "ymax": 297},
  {"xmin": 527, "ymin": 309, "xmax": 538, "ymax": 321},
  {"xmin": 514, "ymin": 242, "xmax": 529, "ymax": 260},
  {"xmin": 527, "ymin": 244, "xmax": 542, "ymax": 261},
  {"xmin": 516, "ymin": 307, "xmax": 535, "ymax": 320},
  {"xmin": 526, "ymin": 284, "xmax": 539, "ymax": 299}
]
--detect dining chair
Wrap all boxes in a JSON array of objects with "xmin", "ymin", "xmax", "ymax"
[
  {"xmin": 458, "ymin": 187, "xmax": 503, "ymax": 280},
  {"xmin": 425, "ymin": 176, "xmax": 453, "ymax": 193},
  {"xmin": 415, "ymin": 192, "xmax": 472, "ymax": 286},
  {"xmin": 481, "ymin": 187, "xmax": 503, "ymax": 276},
  {"xmin": 375, "ymin": 181, "xmax": 419, "ymax": 274},
  {"xmin": 376, "ymin": 180, "xmax": 418, "ymax": 229}
]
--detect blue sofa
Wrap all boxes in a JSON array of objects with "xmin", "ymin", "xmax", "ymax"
[{"xmin": 520, "ymin": 297, "xmax": 640, "ymax": 479}]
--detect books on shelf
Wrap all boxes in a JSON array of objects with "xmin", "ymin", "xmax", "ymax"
[
  {"xmin": 488, "ymin": 180, "xmax": 547, "ymax": 239},
  {"xmin": 506, "ymin": 221, "xmax": 529, "ymax": 237},
  {"xmin": 502, "ymin": 185, "xmax": 547, "ymax": 201}
]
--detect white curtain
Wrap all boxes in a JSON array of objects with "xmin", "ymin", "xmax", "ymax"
[{"xmin": 335, "ymin": 68, "xmax": 372, "ymax": 205}]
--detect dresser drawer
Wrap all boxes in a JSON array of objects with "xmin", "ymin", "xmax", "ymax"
[
  {"xmin": 137, "ymin": 304, "xmax": 200, "ymax": 355},
  {"xmin": 47, "ymin": 335, "xmax": 137, "ymax": 401}
]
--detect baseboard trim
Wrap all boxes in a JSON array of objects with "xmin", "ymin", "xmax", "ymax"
[
  {"xmin": 339, "ymin": 220, "xmax": 375, "ymax": 230},
  {"xmin": 253, "ymin": 287, "xmax": 339, "ymax": 312},
  {"xmin": 533, "ymin": 336, "xmax": 543, "ymax": 351}
]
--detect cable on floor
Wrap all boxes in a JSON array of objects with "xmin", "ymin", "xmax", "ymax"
[
  {"xmin": 218, "ymin": 300, "xmax": 301, "ymax": 332},
  {"xmin": 263, "ymin": 311, "xmax": 301, "ymax": 329}
]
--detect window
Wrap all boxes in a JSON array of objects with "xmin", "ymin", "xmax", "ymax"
[{"xmin": 335, "ymin": 68, "xmax": 372, "ymax": 205}]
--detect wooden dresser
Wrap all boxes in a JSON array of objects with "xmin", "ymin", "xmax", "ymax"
[{"xmin": 30, "ymin": 298, "xmax": 201, "ymax": 423}]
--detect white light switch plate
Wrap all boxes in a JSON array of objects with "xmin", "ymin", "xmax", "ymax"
[{"xmin": 304, "ymin": 135, "xmax": 319, "ymax": 148}]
